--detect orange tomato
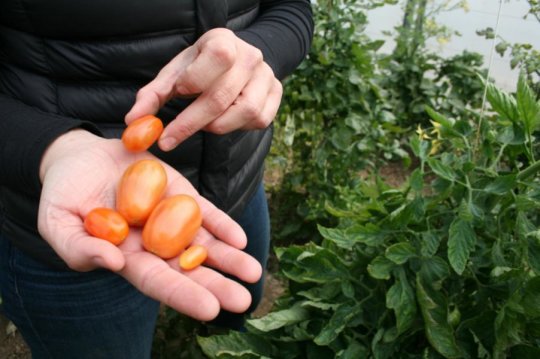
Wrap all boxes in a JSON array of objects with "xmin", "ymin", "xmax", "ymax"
[
  {"xmin": 179, "ymin": 245, "xmax": 208, "ymax": 270},
  {"xmin": 122, "ymin": 115, "xmax": 163, "ymax": 152},
  {"xmin": 142, "ymin": 194, "xmax": 202, "ymax": 259},
  {"xmin": 116, "ymin": 159, "xmax": 167, "ymax": 226},
  {"xmin": 84, "ymin": 207, "xmax": 129, "ymax": 245}
]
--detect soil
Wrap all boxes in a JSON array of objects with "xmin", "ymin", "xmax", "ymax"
[{"xmin": 0, "ymin": 311, "xmax": 31, "ymax": 359}]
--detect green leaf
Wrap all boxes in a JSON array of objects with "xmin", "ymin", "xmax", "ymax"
[
  {"xmin": 483, "ymin": 174, "xmax": 517, "ymax": 195},
  {"xmin": 410, "ymin": 168, "xmax": 424, "ymax": 192},
  {"xmin": 528, "ymin": 236, "xmax": 540, "ymax": 275},
  {"xmin": 247, "ymin": 304, "xmax": 310, "ymax": 332},
  {"xmin": 425, "ymin": 106, "xmax": 454, "ymax": 129},
  {"xmin": 517, "ymin": 73, "xmax": 540, "ymax": 134},
  {"xmin": 447, "ymin": 219, "xmax": 477, "ymax": 275},
  {"xmin": 277, "ymin": 244, "xmax": 350, "ymax": 283},
  {"xmin": 318, "ymin": 225, "xmax": 355, "ymax": 250},
  {"xmin": 336, "ymin": 340, "xmax": 369, "ymax": 359},
  {"xmin": 521, "ymin": 277, "xmax": 540, "ymax": 318},
  {"xmin": 416, "ymin": 277, "xmax": 462, "ymax": 358},
  {"xmin": 368, "ymin": 256, "xmax": 395, "ymax": 280},
  {"xmin": 386, "ymin": 269, "xmax": 417, "ymax": 334},
  {"xmin": 419, "ymin": 257, "xmax": 450, "ymax": 288},
  {"xmin": 410, "ymin": 135, "xmax": 430, "ymax": 162},
  {"xmin": 486, "ymin": 81, "xmax": 518, "ymax": 122},
  {"xmin": 421, "ymin": 232, "xmax": 441, "ymax": 257},
  {"xmin": 197, "ymin": 332, "xmax": 274, "ymax": 359},
  {"xmin": 314, "ymin": 303, "xmax": 363, "ymax": 345},
  {"xmin": 385, "ymin": 242, "xmax": 416, "ymax": 264},
  {"xmin": 427, "ymin": 158, "xmax": 456, "ymax": 182}
]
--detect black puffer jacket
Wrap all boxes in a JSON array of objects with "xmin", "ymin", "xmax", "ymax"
[{"xmin": 0, "ymin": 0, "xmax": 313, "ymax": 268}]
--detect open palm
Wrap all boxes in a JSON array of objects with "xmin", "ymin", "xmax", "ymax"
[{"xmin": 38, "ymin": 130, "xmax": 262, "ymax": 320}]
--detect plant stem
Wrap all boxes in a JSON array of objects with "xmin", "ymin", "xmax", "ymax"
[{"xmin": 517, "ymin": 159, "xmax": 540, "ymax": 181}]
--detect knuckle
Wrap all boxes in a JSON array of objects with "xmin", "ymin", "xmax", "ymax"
[
  {"xmin": 207, "ymin": 121, "xmax": 229, "ymax": 135},
  {"xmin": 206, "ymin": 41, "xmax": 236, "ymax": 68},
  {"xmin": 239, "ymin": 98, "xmax": 262, "ymax": 120},
  {"xmin": 245, "ymin": 48, "xmax": 263, "ymax": 69}
]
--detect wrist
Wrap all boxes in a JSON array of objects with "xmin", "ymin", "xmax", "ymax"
[{"xmin": 39, "ymin": 129, "xmax": 100, "ymax": 183}]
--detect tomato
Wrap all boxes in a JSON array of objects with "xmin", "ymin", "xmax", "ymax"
[
  {"xmin": 84, "ymin": 207, "xmax": 129, "ymax": 245},
  {"xmin": 179, "ymin": 245, "xmax": 208, "ymax": 270},
  {"xmin": 122, "ymin": 115, "xmax": 163, "ymax": 152},
  {"xmin": 116, "ymin": 159, "xmax": 167, "ymax": 226},
  {"xmin": 142, "ymin": 194, "xmax": 202, "ymax": 259}
]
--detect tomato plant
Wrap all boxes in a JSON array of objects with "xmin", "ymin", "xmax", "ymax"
[
  {"xmin": 84, "ymin": 207, "xmax": 129, "ymax": 245},
  {"xmin": 179, "ymin": 245, "xmax": 208, "ymax": 271},
  {"xmin": 142, "ymin": 194, "xmax": 202, "ymax": 259},
  {"xmin": 122, "ymin": 115, "xmax": 163, "ymax": 152},
  {"xmin": 116, "ymin": 159, "xmax": 167, "ymax": 226}
]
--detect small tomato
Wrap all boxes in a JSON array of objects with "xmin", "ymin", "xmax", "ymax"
[
  {"xmin": 142, "ymin": 194, "xmax": 202, "ymax": 259},
  {"xmin": 84, "ymin": 207, "xmax": 129, "ymax": 245},
  {"xmin": 179, "ymin": 245, "xmax": 208, "ymax": 270},
  {"xmin": 122, "ymin": 115, "xmax": 163, "ymax": 152},
  {"xmin": 116, "ymin": 159, "xmax": 167, "ymax": 226}
]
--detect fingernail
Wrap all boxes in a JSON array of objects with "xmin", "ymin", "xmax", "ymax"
[{"xmin": 160, "ymin": 137, "xmax": 178, "ymax": 151}]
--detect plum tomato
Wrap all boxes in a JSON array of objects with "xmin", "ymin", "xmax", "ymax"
[
  {"xmin": 84, "ymin": 207, "xmax": 129, "ymax": 245},
  {"xmin": 122, "ymin": 115, "xmax": 163, "ymax": 152},
  {"xmin": 142, "ymin": 194, "xmax": 202, "ymax": 259}
]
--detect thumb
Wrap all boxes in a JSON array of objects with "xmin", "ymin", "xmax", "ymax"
[{"xmin": 60, "ymin": 234, "xmax": 126, "ymax": 272}]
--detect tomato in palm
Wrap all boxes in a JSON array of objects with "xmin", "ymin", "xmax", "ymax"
[
  {"xmin": 122, "ymin": 115, "xmax": 163, "ymax": 152},
  {"xmin": 84, "ymin": 207, "xmax": 129, "ymax": 245},
  {"xmin": 116, "ymin": 159, "xmax": 167, "ymax": 226},
  {"xmin": 142, "ymin": 194, "xmax": 202, "ymax": 259},
  {"xmin": 179, "ymin": 245, "xmax": 208, "ymax": 270}
]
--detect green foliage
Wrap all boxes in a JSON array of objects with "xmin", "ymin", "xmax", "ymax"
[
  {"xmin": 198, "ymin": 77, "xmax": 540, "ymax": 358},
  {"xmin": 268, "ymin": 0, "xmax": 487, "ymax": 244}
]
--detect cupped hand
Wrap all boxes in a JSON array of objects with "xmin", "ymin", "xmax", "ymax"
[
  {"xmin": 38, "ymin": 130, "xmax": 262, "ymax": 321},
  {"xmin": 125, "ymin": 28, "xmax": 283, "ymax": 151}
]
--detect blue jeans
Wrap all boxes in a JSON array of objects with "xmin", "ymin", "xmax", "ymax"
[{"xmin": 0, "ymin": 184, "xmax": 270, "ymax": 359}]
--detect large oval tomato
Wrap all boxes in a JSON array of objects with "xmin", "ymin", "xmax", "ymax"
[
  {"xmin": 116, "ymin": 159, "xmax": 167, "ymax": 226},
  {"xmin": 84, "ymin": 207, "xmax": 129, "ymax": 245},
  {"xmin": 142, "ymin": 194, "xmax": 202, "ymax": 259},
  {"xmin": 122, "ymin": 115, "xmax": 163, "ymax": 152}
]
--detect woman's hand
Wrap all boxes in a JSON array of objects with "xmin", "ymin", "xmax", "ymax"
[
  {"xmin": 38, "ymin": 130, "xmax": 262, "ymax": 321},
  {"xmin": 125, "ymin": 28, "xmax": 283, "ymax": 151}
]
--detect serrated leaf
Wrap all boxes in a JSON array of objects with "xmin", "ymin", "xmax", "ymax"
[
  {"xmin": 427, "ymin": 158, "xmax": 456, "ymax": 182},
  {"xmin": 419, "ymin": 257, "xmax": 450, "ymax": 289},
  {"xmin": 247, "ymin": 304, "xmax": 310, "ymax": 331},
  {"xmin": 528, "ymin": 236, "xmax": 540, "ymax": 275},
  {"xmin": 486, "ymin": 81, "xmax": 519, "ymax": 122},
  {"xmin": 483, "ymin": 174, "xmax": 517, "ymax": 195},
  {"xmin": 517, "ymin": 73, "xmax": 540, "ymax": 134},
  {"xmin": 386, "ymin": 269, "xmax": 417, "ymax": 334},
  {"xmin": 421, "ymin": 232, "xmax": 441, "ymax": 257},
  {"xmin": 197, "ymin": 332, "xmax": 274, "ymax": 359},
  {"xmin": 521, "ymin": 277, "xmax": 540, "ymax": 318},
  {"xmin": 416, "ymin": 277, "xmax": 462, "ymax": 358},
  {"xmin": 410, "ymin": 168, "xmax": 424, "ymax": 192},
  {"xmin": 447, "ymin": 219, "xmax": 477, "ymax": 275},
  {"xmin": 314, "ymin": 303, "xmax": 362, "ymax": 345},
  {"xmin": 368, "ymin": 256, "xmax": 395, "ymax": 280},
  {"xmin": 385, "ymin": 242, "xmax": 416, "ymax": 264}
]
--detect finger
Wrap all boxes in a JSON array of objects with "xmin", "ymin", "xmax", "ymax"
[
  {"xmin": 163, "ymin": 171, "xmax": 247, "ymax": 250},
  {"xmin": 158, "ymin": 67, "xmax": 249, "ymax": 151},
  {"xmin": 204, "ymin": 63, "xmax": 278, "ymax": 134},
  {"xmin": 174, "ymin": 33, "xmax": 237, "ymax": 95},
  {"xmin": 120, "ymin": 252, "xmax": 221, "ymax": 321},
  {"xmin": 171, "ymin": 260, "xmax": 253, "ymax": 313},
  {"xmin": 192, "ymin": 233, "xmax": 263, "ymax": 284},
  {"xmin": 125, "ymin": 47, "xmax": 198, "ymax": 124},
  {"xmin": 40, "ymin": 207, "xmax": 125, "ymax": 272},
  {"xmin": 241, "ymin": 78, "xmax": 283, "ymax": 130}
]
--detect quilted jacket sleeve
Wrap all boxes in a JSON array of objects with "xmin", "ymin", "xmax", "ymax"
[{"xmin": 236, "ymin": 0, "xmax": 314, "ymax": 80}]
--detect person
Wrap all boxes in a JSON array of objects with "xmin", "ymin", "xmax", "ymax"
[{"xmin": 0, "ymin": 1, "xmax": 314, "ymax": 358}]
